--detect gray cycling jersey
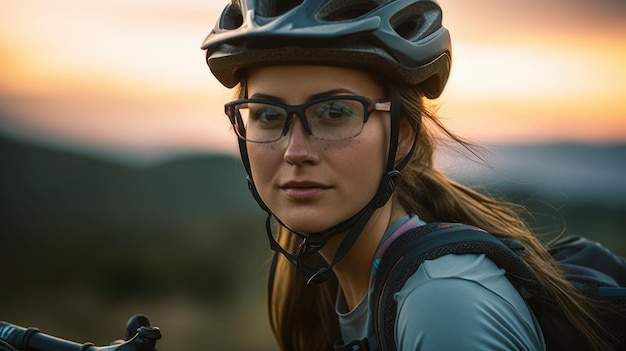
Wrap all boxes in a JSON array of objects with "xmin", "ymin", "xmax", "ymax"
[{"xmin": 336, "ymin": 215, "xmax": 546, "ymax": 350}]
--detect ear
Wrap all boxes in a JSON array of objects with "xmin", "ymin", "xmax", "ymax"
[{"xmin": 395, "ymin": 117, "xmax": 417, "ymax": 164}]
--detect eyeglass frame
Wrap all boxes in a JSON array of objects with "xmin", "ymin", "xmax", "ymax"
[{"xmin": 224, "ymin": 95, "xmax": 391, "ymax": 143}]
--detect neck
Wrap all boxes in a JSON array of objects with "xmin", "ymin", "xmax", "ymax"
[{"xmin": 318, "ymin": 197, "xmax": 407, "ymax": 310}]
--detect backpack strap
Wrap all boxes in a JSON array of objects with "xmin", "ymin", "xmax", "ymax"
[{"xmin": 369, "ymin": 222, "xmax": 534, "ymax": 351}]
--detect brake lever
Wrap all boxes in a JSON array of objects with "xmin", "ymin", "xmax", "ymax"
[
  {"xmin": 102, "ymin": 314, "xmax": 161, "ymax": 351},
  {"xmin": 118, "ymin": 314, "xmax": 161, "ymax": 351},
  {"xmin": 0, "ymin": 314, "xmax": 161, "ymax": 351}
]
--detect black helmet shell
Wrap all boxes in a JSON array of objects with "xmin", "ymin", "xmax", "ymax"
[{"xmin": 202, "ymin": 0, "xmax": 452, "ymax": 98}]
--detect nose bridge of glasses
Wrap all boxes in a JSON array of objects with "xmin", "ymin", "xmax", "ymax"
[{"xmin": 283, "ymin": 108, "xmax": 314, "ymax": 138}]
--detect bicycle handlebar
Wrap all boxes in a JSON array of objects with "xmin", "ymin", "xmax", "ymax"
[{"xmin": 0, "ymin": 315, "xmax": 161, "ymax": 351}]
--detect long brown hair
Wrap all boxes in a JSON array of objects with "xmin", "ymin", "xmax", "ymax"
[{"xmin": 238, "ymin": 82, "xmax": 614, "ymax": 350}]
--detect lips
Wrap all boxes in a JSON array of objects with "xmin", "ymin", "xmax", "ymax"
[{"xmin": 279, "ymin": 180, "xmax": 331, "ymax": 200}]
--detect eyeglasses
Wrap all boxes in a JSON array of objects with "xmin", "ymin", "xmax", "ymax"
[{"xmin": 224, "ymin": 95, "xmax": 391, "ymax": 143}]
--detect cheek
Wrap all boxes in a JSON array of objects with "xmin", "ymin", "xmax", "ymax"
[
  {"xmin": 247, "ymin": 144, "xmax": 280, "ymax": 184},
  {"xmin": 354, "ymin": 121, "xmax": 390, "ymax": 171},
  {"xmin": 333, "ymin": 133, "xmax": 388, "ymax": 195}
]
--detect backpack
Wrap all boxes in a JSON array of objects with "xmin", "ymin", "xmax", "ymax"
[{"xmin": 347, "ymin": 222, "xmax": 626, "ymax": 351}]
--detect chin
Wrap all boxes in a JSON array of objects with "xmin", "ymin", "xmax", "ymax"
[
  {"xmin": 271, "ymin": 201, "xmax": 360, "ymax": 234},
  {"xmin": 278, "ymin": 212, "xmax": 344, "ymax": 235}
]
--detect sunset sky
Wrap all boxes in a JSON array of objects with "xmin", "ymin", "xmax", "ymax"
[{"xmin": 0, "ymin": 0, "xmax": 624, "ymax": 159}]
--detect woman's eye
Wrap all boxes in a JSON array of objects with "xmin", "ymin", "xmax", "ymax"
[
  {"xmin": 317, "ymin": 103, "xmax": 354, "ymax": 120},
  {"xmin": 252, "ymin": 108, "xmax": 285, "ymax": 123}
]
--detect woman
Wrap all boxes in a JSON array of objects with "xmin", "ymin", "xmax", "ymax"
[{"xmin": 201, "ymin": 0, "xmax": 612, "ymax": 350}]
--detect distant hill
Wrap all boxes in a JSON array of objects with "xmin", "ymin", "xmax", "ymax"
[
  {"xmin": 0, "ymin": 134, "xmax": 258, "ymax": 223},
  {"xmin": 0, "ymin": 134, "xmax": 267, "ymax": 299},
  {"xmin": 438, "ymin": 143, "xmax": 626, "ymax": 207}
]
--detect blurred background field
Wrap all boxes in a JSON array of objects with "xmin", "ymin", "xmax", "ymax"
[
  {"xmin": 1, "ymin": 131, "xmax": 625, "ymax": 350},
  {"xmin": 0, "ymin": 132, "xmax": 271, "ymax": 350}
]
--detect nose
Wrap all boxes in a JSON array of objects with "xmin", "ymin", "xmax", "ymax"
[{"xmin": 283, "ymin": 115, "xmax": 318, "ymax": 165}]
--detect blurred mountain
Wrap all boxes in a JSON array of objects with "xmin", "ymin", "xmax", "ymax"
[
  {"xmin": 0, "ymin": 134, "xmax": 257, "ymax": 223},
  {"xmin": 440, "ymin": 143, "xmax": 626, "ymax": 207},
  {"xmin": 0, "ymin": 133, "xmax": 267, "ymax": 300}
]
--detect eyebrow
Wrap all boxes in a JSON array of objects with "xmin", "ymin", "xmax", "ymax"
[{"xmin": 248, "ymin": 88, "xmax": 357, "ymax": 102}]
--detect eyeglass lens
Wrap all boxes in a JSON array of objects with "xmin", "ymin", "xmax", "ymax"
[{"xmin": 234, "ymin": 98, "xmax": 368, "ymax": 142}]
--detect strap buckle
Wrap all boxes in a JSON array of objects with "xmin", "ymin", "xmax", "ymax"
[{"xmin": 334, "ymin": 338, "xmax": 371, "ymax": 351}]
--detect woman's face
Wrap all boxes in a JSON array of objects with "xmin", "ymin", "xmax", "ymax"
[{"xmin": 246, "ymin": 65, "xmax": 390, "ymax": 234}]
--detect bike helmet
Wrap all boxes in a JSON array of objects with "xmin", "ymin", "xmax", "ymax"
[
  {"xmin": 201, "ymin": 0, "xmax": 452, "ymax": 283},
  {"xmin": 202, "ymin": 0, "xmax": 452, "ymax": 98}
]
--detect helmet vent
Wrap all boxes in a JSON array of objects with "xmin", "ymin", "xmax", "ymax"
[
  {"xmin": 390, "ymin": 2, "xmax": 441, "ymax": 41},
  {"xmin": 220, "ymin": 3, "xmax": 244, "ymax": 30},
  {"xmin": 257, "ymin": 0, "xmax": 305, "ymax": 17},
  {"xmin": 318, "ymin": 0, "xmax": 382, "ymax": 22}
]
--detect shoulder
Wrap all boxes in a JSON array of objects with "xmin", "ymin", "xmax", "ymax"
[{"xmin": 393, "ymin": 254, "xmax": 545, "ymax": 350}]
